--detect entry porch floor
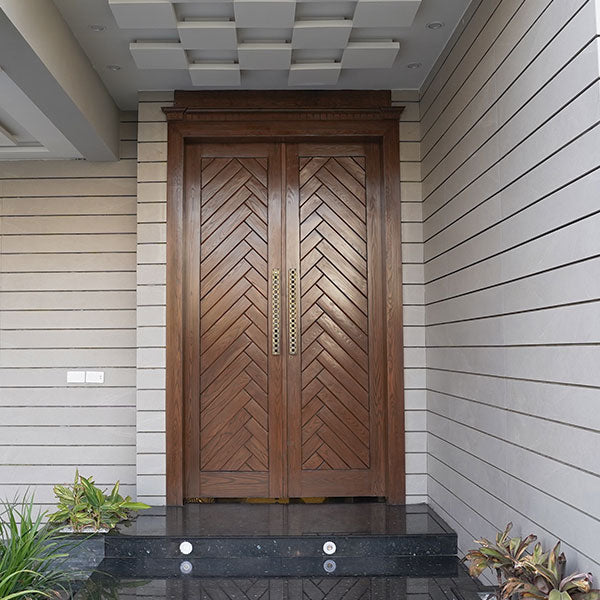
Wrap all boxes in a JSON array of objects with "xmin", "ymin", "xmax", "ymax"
[{"xmin": 70, "ymin": 503, "xmax": 487, "ymax": 599}]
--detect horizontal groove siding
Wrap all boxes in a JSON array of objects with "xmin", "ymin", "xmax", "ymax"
[
  {"xmin": 0, "ymin": 114, "xmax": 138, "ymax": 511},
  {"xmin": 421, "ymin": 0, "xmax": 600, "ymax": 579},
  {"xmin": 393, "ymin": 90, "xmax": 427, "ymax": 502},
  {"xmin": 135, "ymin": 91, "xmax": 171, "ymax": 504}
]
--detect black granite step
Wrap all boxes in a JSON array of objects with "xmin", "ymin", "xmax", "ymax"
[
  {"xmin": 67, "ymin": 505, "xmax": 472, "ymax": 598},
  {"xmin": 105, "ymin": 533, "xmax": 457, "ymax": 560},
  {"xmin": 104, "ymin": 503, "xmax": 457, "ymax": 562}
]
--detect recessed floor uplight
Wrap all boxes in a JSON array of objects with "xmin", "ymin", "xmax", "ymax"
[
  {"xmin": 407, "ymin": 62, "xmax": 422, "ymax": 69},
  {"xmin": 426, "ymin": 21, "xmax": 444, "ymax": 29},
  {"xmin": 106, "ymin": 64, "xmax": 122, "ymax": 71},
  {"xmin": 89, "ymin": 24, "xmax": 106, "ymax": 32}
]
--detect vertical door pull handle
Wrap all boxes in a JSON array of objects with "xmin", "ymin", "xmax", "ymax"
[
  {"xmin": 288, "ymin": 268, "xmax": 298, "ymax": 355},
  {"xmin": 271, "ymin": 269, "xmax": 281, "ymax": 355}
]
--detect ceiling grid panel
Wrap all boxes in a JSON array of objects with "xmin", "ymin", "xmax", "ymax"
[{"xmin": 107, "ymin": 0, "xmax": 423, "ymax": 87}]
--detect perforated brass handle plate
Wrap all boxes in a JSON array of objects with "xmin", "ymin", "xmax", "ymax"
[
  {"xmin": 288, "ymin": 268, "xmax": 298, "ymax": 355},
  {"xmin": 271, "ymin": 269, "xmax": 281, "ymax": 355}
]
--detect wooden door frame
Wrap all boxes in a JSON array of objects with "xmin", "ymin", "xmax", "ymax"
[{"xmin": 163, "ymin": 91, "xmax": 406, "ymax": 505}]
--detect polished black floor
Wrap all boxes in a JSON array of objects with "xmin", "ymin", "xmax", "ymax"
[
  {"xmin": 73, "ymin": 562, "xmax": 485, "ymax": 600},
  {"xmin": 113, "ymin": 502, "xmax": 452, "ymax": 537}
]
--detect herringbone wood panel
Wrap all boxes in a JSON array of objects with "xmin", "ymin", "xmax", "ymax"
[
  {"xmin": 196, "ymin": 578, "xmax": 271, "ymax": 599},
  {"xmin": 200, "ymin": 157, "xmax": 269, "ymax": 473},
  {"xmin": 177, "ymin": 578, "xmax": 373, "ymax": 599},
  {"xmin": 299, "ymin": 157, "xmax": 370, "ymax": 471},
  {"xmin": 299, "ymin": 578, "xmax": 372, "ymax": 599}
]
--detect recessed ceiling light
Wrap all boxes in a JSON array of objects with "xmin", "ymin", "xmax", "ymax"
[
  {"xmin": 426, "ymin": 21, "xmax": 444, "ymax": 29},
  {"xmin": 88, "ymin": 24, "xmax": 106, "ymax": 32},
  {"xmin": 106, "ymin": 64, "xmax": 122, "ymax": 71},
  {"xmin": 407, "ymin": 62, "xmax": 422, "ymax": 69}
]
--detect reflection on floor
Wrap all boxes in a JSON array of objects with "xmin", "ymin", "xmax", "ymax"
[
  {"xmin": 73, "ymin": 566, "xmax": 485, "ymax": 600},
  {"xmin": 112, "ymin": 502, "xmax": 453, "ymax": 537}
]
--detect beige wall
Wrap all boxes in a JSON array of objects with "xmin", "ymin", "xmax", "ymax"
[
  {"xmin": 135, "ymin": 93, "xmax": 170, "ymax": 504},
  {"xmin": 0, "ymin": 114, "xmax": 137, "ymax": 509},
  {"xmin": 421, "ymin": 0, "xmax": 600, "ymax": 577},
  {"xmin": 394, "ymin": 91, "xmax": 428, "ymax": 502},
  {"xmin": 134, "ymin": 90, "xmax": 428, "ymax": 504}
]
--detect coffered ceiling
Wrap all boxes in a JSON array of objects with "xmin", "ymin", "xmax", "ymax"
[
  {"xmin": 54, "ymin": 0, "xmax": 472, "ymax": 108},
  {"xmin": 109, "ymin": 0, "xmax": 420, "ymax": 86}
]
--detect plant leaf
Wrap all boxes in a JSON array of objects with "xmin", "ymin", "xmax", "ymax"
[{"xmin": 121, "ymin": 501, "xmax": 151, "ymax": 511}]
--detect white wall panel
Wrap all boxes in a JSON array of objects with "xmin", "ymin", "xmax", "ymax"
[{"xmin": 422, "ymin": 0, "xmax": 600, "ymax": 579}]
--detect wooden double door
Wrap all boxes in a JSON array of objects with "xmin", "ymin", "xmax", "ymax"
[{"xmin": 182, "ymin": 140, "xmax": 388, "ymax": 500}]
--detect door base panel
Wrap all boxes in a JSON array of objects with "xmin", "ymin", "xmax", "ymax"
[
  {"xmin": 184, "ymin": 497, "xmax": 387, "ymax": 504},
  {"xmin": 198, "ymin": 472, "xmax": 269, "ymax": 498}
]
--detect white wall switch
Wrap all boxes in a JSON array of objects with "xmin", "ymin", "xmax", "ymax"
[
  {"xmin": 67, "ymin": 371, "xmax": 85, "ymax": 383},
  {"xmin": 85, "ymin": 371, "xmax": 105, "ymax": 384}
]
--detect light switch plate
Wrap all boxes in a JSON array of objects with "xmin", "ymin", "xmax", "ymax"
[
  {"xmin": 67, "ymin": 371, "xmax": 85, "ymax": 383},
  {"xmin": 85, "ymin": 371, "xmax": 105, "ymax": 384}
]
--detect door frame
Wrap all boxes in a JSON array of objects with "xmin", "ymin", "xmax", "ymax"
[{"xmin": 163, "ymin": 91, "xmax": 406, "ymax": 505}]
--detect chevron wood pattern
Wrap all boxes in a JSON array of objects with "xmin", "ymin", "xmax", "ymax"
[
  {"xmin": 192, "ymin": 578, "xmax": 272, "ymax": 599},
  {"xmin": 171, "ymin": 577, "xmax": 385, "ymax": 599},
  {"xmin": 177, "ymin": 577, "xmax": 376, "ymax": 599},
  {"xmin": 199, "ymin": 157, "xmax": 270, "ymax": 473},
  {"xmin": 296, "ymin": 578, "xmax": 372, "ymax": 599},
  {"xmin": 182, "ymin": 140, "xmax": 390, "ymax": 500},
  {"xmin": 299, "ymin": 156, "xmax": 370, "ymax": 472}
]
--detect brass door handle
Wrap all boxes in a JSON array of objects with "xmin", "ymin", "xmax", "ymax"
[
  {"xmin": 271, "ymin": 269, "xmax": 281, "ymax": 355},
  {"xmin": 288, "ymin": 268, "xmax": 298, "ymax": 355}
]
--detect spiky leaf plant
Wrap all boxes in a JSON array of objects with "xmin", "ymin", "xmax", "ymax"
[{"xmin": 0, "ymin": 496, "xmax": 70, "ymax": 599}]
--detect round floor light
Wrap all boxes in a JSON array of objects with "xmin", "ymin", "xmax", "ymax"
[
  {"xmin": 180, "ymin": 541, "xmax": 193, "ymax": 555},
  {"xmin": 323, "ymin": 541, "xmax": 337, "ymax": 555}
]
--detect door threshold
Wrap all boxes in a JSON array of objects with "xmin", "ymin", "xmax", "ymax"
[{"xmin": 184, "ymin": 497, "xmax": 387, "ymax": 505}]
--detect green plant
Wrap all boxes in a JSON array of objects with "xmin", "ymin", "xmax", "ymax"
[
  {"xmin": 464, "ymin": 523, "xmax": 600, "ymax": 600},
  {"xmin": 48, "ymin": 471, "xmax": 150, "ymax": 533},
  {"xmin": 0, "ymin": 496, "xmax": 70, "ymax": 599}
]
